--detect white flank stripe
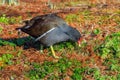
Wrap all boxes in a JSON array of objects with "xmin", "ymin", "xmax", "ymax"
[
  {"xmin": 24, "ymin": 26, "xmax": 31, "ymax": 29},
  {"xmin": 35, "ymin": 28, "xmax": 56, "ymax": 41}
]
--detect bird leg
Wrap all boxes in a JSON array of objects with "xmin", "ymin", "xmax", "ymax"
[
  {"xmin": 40, "ymin": 45, "xmax": 43, "ymax": 53},
  {"xmin": 50, "ymin": 46, "xmax": 59, "ymax": 58}
]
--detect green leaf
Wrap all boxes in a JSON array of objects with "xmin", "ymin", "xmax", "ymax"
[{"xmin": 93, "ymin": 28, "xmax": 100, "ymax": 35}]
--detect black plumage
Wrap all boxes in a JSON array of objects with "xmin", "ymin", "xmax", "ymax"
[{"xmin": 17, "ymin": 14, "xmax": 81, "ymax": 58}]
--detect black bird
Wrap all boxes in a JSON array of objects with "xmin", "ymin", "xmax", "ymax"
[{"xmin": 17, "ymin": 14, "xmax": 81, "ymax": 58}]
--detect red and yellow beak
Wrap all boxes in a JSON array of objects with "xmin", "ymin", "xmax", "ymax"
[{"xmin": 77, "ymin": 38, "xmax": 83, "ymax": 47}]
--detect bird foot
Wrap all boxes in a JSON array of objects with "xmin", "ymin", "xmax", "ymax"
[
  {"xmin": 50, "ymin": 46, "xmax": 60, "ymax": 58},
  {"xmin": 40, "ymin": 50, "xmax": 43, "ymax": 53},
  {"xmin": 53, "ymin": 55, "xmax": 59, "ymax": 59}
]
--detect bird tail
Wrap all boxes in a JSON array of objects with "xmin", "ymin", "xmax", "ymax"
[
  {"xmin": 15, "ymin": 27, "xmax": 23, "ymax": 37},
  {"xmin": 15, "ymin": 27, "xmax": 22, "ymax": 31}
]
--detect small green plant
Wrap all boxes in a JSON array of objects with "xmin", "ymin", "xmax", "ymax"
[
  {"xmin": 53, "ymin": 41, "xmax": 76, "ymax": 51},
  {"xmin": 27, "ymin": 58, "xmax": 81, "ymax": 79},
  {"xmin": 9, "ymin": 16, "xmax": 22, "ymax": 24},
  {"xmin": 0, "ymin": 15, "xmax": 22, "ymax": 24},
  {"xmin": 71, "ymin": 67, "xmax": 85, "ymax": 80},
  {"xmin": 0, "ymin": 53, "xmax": 14, "ymax": 69},
  {"xmin": 98, "ymin": 15, "xmax": 109, "ymax": 25},
  {"xmin": 87, "ymin": 68, "xmax": 101, "ymax": 79},
  {"xmin": 107, "ymin": 59, "xmax": 120, "ymax": 72},
  {"xmin": 0, "ymin": 14, "xmax": 9, "ymax": 24},
  {"xmin": 93, "ymin": 28, "xmax": 100, "ymax": 35},
  {"xmin": 0, "ymin": 39, "xmax": 16, "ymax": 47},
  {"xmin": 96, "ymin": 32, "xmax": 120, "ymax": 58},
  {"xmin": 8, "ymin": 17, "xmax": 16, "ymax": 24},
  {"xmin": 0, "ymin": 26, "xmax": 3, "ymax": 33},
  {"xmin": 65, "ymin": 14, "xmax": 79, "ymax": 22},
  {"xmin": 65, "ymin": 1, "xmax": 80, "ymax": 6},
  {"xmin": 117, "ymin": 74, "xmax": 120, "ymax": 80},
  {"xmin": 82, "ymin": 10, "xmax": 91, "ymax": 16},
  {"xmin": 87, "ymin": 67, "xmax": 119, "ymax": 80},
  {"xmin": 1, "ymin": 54, "xmax": 14, "ymax": 64}
]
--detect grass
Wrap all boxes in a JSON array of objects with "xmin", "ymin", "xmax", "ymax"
[
  {"xmin": 93, "ymin": 28, "xmax": 100, "ymax": 35},
  {"xmin": 2, "ymin": 31, "xmax": 118, "ymax": 80},
  {"xmin": 0, "ymin": 0, "xmax": 19, "ymax": 5},
  {"xmin": 87, "ymin": 67, "xmax": 118, "ymax": 80},
  {"xmin": 0, "ymin": 26, "xmax": 3, "ymax": 33},
  {"xmin": 96, "ymin": 32, "xmax": 120, "ymax": 58},
  {"xmin": 0, "ymin": 0, "xmax": 120, "ymax": 79},
  {"xmin": 0, "ymin": 14, "xmax": 22, "ymax": 24},
  {"xmin": 0, "ymin": 39, "xmax": 16, "ymax": 47},
  {"xmin": 49, "ymin": 0, "xmax": 88, "ymax": 9},
  {"xmin": 0, "ymin": 15, "xmax": 120, "ymax": 79},
  {"xmin": 27, "ymin": 58, "xmax": 82, "ymax": 80},
  {"xmin": 71, "ymin": 67, "xmax": 85, "ymax": 80},
  {"xmin": 65, "ymin": 14, "xmax": 80, "ymax": 23},
  {"xmin": 0, "ymin": 14, "xmax": 9, "ymax": 24},
  {"xmin": 0, "ymin": 53, "xmax": 14, "ymax": 70}
]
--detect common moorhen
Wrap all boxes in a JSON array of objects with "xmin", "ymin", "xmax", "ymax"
[{"xmin": 17, "ymin": 14, "xmax": 81, "ymax": 58}]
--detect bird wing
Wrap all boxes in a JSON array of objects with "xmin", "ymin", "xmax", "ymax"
[{"xmin": 39, "ymin": 27, "xmax": 71, "ymax": 46}]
